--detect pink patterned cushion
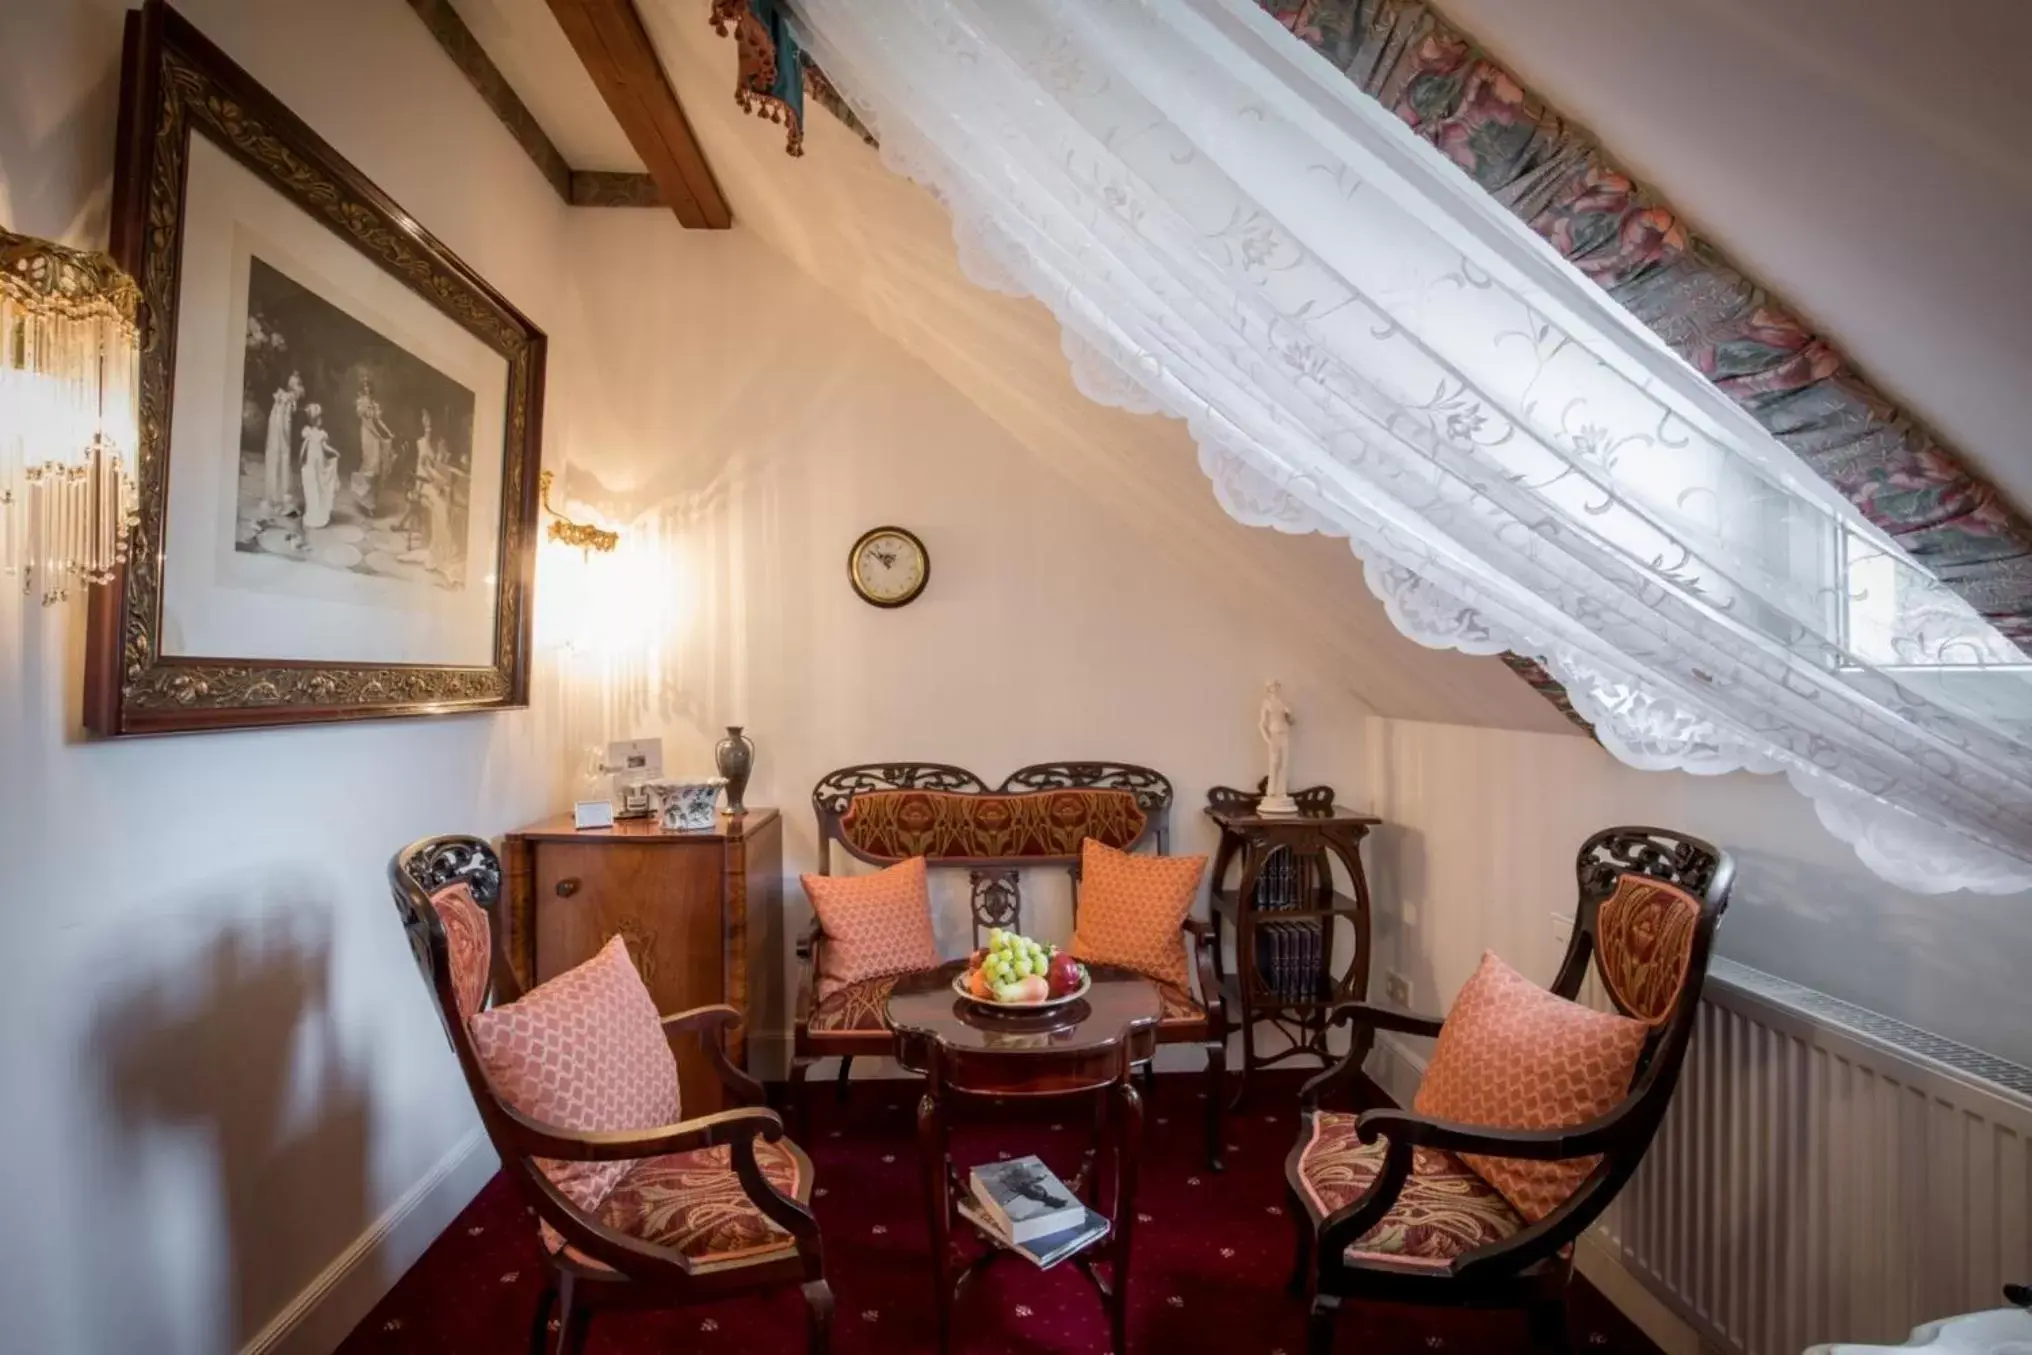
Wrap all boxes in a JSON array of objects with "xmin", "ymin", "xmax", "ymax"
[
  {"xmin": 1414, "ymin": 952, "xmax": 1647, "ymax": 1223},
  {"xmin": 468, "ymin": 935, "xmax": 681, "ymax": 1220},
  {"xmin": 801, "ymin": 857, "xmax": 940, "ymax": 1001},
  {"xmin": 429, "ymin": 882, "xmax": 490, "ymax": 1022}
]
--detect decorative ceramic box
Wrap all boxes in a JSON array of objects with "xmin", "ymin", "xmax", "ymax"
[{"xmin": 647, "ymin": 778, "xmax": 726, "ymax": 832}]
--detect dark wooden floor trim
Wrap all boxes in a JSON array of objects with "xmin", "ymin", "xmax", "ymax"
[
  {"xmin": 545, "ymin": 0, "xmax": 732, "ymax": 229},
  {"xmin": 405, "ymin": 0, "xmax": 664, "ymax": 212}
]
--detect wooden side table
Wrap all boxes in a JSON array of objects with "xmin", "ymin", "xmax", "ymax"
[
  {"xmin": 1204, "ymin": 787, "xmax": 1380, "ymax": 1105},
  {"xmin": 888, "ymin": 962, "xmax": 1161, "ymax": 1355},
  {"xmin": 499, "ymin": 809, "xmax": 781, "ymax": 1113}
]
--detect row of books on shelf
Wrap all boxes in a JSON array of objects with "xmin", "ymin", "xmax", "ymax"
[
  {"xmin": 964, "ymin": 1156, "xmax": 1109, "ymax": 1270},
  {"xmin": 1254, "ymin": 916, "xmax": 1325, "ymax": 1003}
]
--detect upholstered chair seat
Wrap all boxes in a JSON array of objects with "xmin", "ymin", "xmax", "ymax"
[
  {"xmin": 1300, "ymin": 1113, "xmax": 1528, "ymax": 1275},
  {"xmin": 804, "ymin": 973, "xmax": 907, "ymax": 1034},
  {"xmin": 1294, "ymin": 1110, "xmax": 1526, "ymax": 1267},
  {"xmin": 553, "ymin": 1138, "xmax": 812, "ymax": 1274},
  {"xmin": 1153, "ymin": 979, "xmax": 1209, "ymax": 1029}
]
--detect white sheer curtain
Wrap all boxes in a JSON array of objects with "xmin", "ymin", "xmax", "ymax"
[{"xmin": 790, "ymin": 0, "xmax": 2032, "ymax": 894}]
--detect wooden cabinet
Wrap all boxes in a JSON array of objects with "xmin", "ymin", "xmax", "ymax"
[{"xmin": 501, "ymin": 810, "xmax": 781, "ymax": 1113}]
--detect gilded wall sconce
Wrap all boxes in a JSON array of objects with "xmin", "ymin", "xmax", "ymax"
[{"xmin": 538, "ymin": 468, "xmax": 618, "ymax": 554}]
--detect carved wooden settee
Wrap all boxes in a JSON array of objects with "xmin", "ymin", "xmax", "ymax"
[{"xmin": 794, "ymin": 761, "xmax": 1229, "ymax": 1169}]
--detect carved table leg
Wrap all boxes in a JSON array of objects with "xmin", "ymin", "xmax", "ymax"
[{"xmin": 1111, "ymin": 1074, "xmax": 1143, "ymax": 1355}]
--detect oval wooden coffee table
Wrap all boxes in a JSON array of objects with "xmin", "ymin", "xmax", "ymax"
[{"xmin": 888, "ymin": 960, "xmax": 1163, "ymax": 1355}]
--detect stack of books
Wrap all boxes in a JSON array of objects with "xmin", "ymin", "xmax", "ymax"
[
  {"xmin": 1257, "ymin": 846, "xmax": 1303, "ymax": 909},
  {"xmin": 1256, "ymin": 915, "xmax": 1323, "ymax": 1002},
  {"xmin": 960, "ymin": 1156, "xmax": 1109, "ymax": 1270},
  {"xmin": 1251, "ymin": 845, "xmax": 1325, "ymax": 1002}
]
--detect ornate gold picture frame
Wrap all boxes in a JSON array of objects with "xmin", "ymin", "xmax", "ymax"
[{"xmin": 86, "ymin": 0, "xmax": 544, "ymax": 735}]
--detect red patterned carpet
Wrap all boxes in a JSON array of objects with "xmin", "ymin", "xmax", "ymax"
[{"xmin": 336, "ymin": 1073, "xmax": 1660, "ymax": 1355}]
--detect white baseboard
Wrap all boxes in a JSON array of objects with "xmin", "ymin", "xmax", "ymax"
[
  {"xmin": 1367, "ymin": 1030, "xmax": 1427, "ymax": 1104},
  {"xmin": 238, "ymin": 1127, "xmax": 499, "ymax": 1355},
  {"xmin": 748, "ymin": 1030, "xmax": 793, "ymax": 1081},
  {"xmin": 1577, "ymin": 1235, "xmax": 1714, "ymax": 1355}
]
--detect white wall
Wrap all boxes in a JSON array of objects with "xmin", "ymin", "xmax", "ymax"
[
  {"xmin": 0, "ymin": 2, "xmax": 587, "ymax": 1352},
  {"xmin": 550, "ymin": 211, "xmax": 1384, "ymax": 1061},
  {"xmin": 1368, "ymin": 718, "xmax": 2032, "ymax": 1070}
]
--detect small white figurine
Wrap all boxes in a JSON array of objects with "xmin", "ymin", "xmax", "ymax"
[{"xmin": 1258, "ymin": 680, "xmax": 1298, "ymax": 815}]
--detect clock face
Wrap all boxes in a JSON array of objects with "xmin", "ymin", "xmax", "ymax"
[{"xmin": 849, "ymin": 527, "xmax": 929, "ymax": 607}]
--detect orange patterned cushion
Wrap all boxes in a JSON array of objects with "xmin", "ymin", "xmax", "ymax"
[
  {"xmin": 1071, "ymin": 839, "xmax": 1205, "ymax": 992},
  {"xmin": 839, "ymin": 788, "xmax": 1147, "ymax": 860},
  {"xmin": 1596, "ymin": 875, "xmax": 1702, "ymax": 1025},
  {"xmin": 1414, "ymin": 952, "xmax": 1647, "ymax": 1223},
  {"xmin": 430, "ymin": 882, "xmax": 491, "ymax": 1022},
  {"xmin": 801, "ymin": 857, "xmax": 940, "ymax": 1001},
  {"xmin": 1296, "ymin": 1110, "xmax": 1526, "ymax": 1266},
  {"xmin": 468, "ymin": 935, "xmax": 681, "ymax": 1220}
]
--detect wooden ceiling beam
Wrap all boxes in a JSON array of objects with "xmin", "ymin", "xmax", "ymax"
[{"xmin": 544, "ymin": 0, "xmax": 731, "ymax": 229}]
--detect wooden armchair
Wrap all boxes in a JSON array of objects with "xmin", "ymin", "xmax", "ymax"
[
  {"xmin": 792, "ymin": 761, "xmax": 1229, "ymax": 1168},
  {"xmin": 390, "ymin": 835, "xmax": 832, "ymax": 1355},
  {"xmin": 1284, "ymin": 826, "xmax": 1734, "ymax": 1354}
]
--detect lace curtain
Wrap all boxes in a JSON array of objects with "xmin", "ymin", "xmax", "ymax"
[{"xmin": 789, "ymin": 0, "xmax": 2032, "ymax": 894}]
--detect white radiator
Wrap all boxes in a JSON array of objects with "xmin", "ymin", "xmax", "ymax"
[{"xmin": 1594, "ymin": 959, "xmax": 2032, "ymax": 1354}]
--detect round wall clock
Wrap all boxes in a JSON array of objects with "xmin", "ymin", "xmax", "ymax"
[{"xmin": 848, "ymin": 526, "xmax": 930, "ymax": 608}]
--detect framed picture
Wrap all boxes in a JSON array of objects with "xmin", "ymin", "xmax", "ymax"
[{"xmin": 86, "ymin": 1, "xmax": 544, "ymax": 735}]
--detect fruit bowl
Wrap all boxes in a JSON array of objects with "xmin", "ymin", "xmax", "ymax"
[
  {"xmin": 951, "ymin": 967, "xmax": 1091, "ymax": 1013},
  {"xmin": 953, "ymin": 927, "xmax": 1090, "ymax": 1012}
]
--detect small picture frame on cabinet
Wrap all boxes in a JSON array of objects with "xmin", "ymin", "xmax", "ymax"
[{"xmin": 572, "ymin": 800, "xmax": 615, "ymax": 831}]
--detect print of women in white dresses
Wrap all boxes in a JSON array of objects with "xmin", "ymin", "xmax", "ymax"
[{"xmin": 235, "ymin": 256, "xmax": 475, "ymax": 592}]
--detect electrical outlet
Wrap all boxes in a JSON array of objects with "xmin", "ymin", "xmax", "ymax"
[
  {"xmin": 1383, "ymin": 970, "xmax": 1412, "ymax": 1007},
  {"xmin": 1550, "ymin": 912, "xmax": 1574, "ymax": 945}
]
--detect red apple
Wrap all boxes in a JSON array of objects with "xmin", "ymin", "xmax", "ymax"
[{"xmin": 1046, "ymin": 952, "xmax": 1083, "ymax": 997}]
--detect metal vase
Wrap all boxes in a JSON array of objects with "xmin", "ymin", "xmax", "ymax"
[{"xmin": 715, "ymin": 725, "xmax": 754, "ymax": 814}]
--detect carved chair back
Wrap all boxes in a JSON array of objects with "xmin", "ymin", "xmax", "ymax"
[
  {"xmin": 389, "ymin": 835, "xmax": 687, "ymax": 1283},
  {"xmin": 1462, "ymin": 825, "xmax": 1734, "ymax": 1279},
  {"xmin": 389, "ymin": 837, "xmax": 564, "ymax": 1222},
  {"xmin": 810, "ymin": 761, "xmax": 1173, "ymax": 942}
]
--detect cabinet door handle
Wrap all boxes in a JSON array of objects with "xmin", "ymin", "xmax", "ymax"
[{"xmin": 555, "ymin": 877, "xmax": 581, "ymax": 898}]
